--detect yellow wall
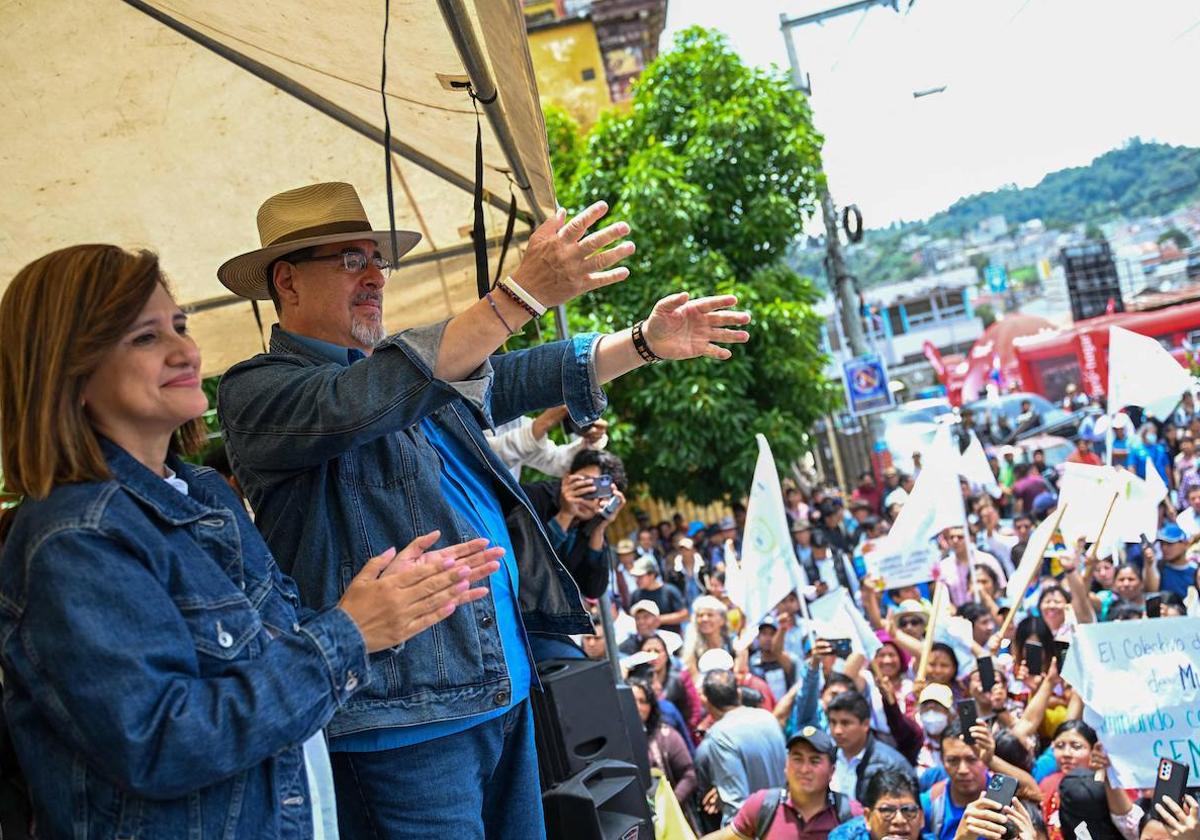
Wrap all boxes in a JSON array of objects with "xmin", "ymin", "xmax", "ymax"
[{"xmin": 527, "ymin": 19, "xmax": 611, "ymax": 129}]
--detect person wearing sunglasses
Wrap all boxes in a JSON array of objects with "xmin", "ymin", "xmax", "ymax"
[
  {"xmin": 830, "ymin": 768, "xmax": 932, "ymax": 840},
  {"xmin": 215, "ymin": 182, "xmax": 752, "ymax": 838}
]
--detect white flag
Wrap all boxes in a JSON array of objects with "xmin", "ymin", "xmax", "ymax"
[
  {"xmin": 735, "ymin": 435, "xmax": 807, "ymax": 631},
  {"xmin": 808, "ymin": 588, "xmax": 883, "ymax": 658},
  {"xmin": 1005, "ymin": 508, "xmax": 1064, "ymax": 604},
  {"xmin": 1108, "ymin": 326, "xmax": 1193, "ymax": 417},
  {"xmin": 884, "ymin": 426, "xmax": 962, "ymax": 551},
  {"xmin": 959, "ymin": 434, "xmax": 1001, "ymax": 498},
  {"xmin": 1057, "ymin": 463, "xmax": 1164, "ymax": 547}
]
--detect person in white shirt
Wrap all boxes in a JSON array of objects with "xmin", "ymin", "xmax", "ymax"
[
  {"xmin": 976, "ymin": 502, "xmax": 1017, "ymax": 577},
  {"xmin": 484, "ymin": 405, "xmax": 607, "ymax": 480}
]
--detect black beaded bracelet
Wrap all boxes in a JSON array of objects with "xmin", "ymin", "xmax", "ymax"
[{"xmin": 632, "ymin": 320, "xmax": 663, "ymax": 363}]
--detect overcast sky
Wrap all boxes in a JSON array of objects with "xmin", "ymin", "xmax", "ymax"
[{"xmin": 662, "ymin": 0, "xmax": 1200, "ymax": 228}]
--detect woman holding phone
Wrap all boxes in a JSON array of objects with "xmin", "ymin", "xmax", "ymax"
[{"xmin": 0, "ymin": 245, "xmax": 502, "ymax": 837}]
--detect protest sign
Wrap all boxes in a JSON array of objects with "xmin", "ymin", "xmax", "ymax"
[
  {"xmin": 863, "ymin": 543, "xmax": 938, "ymax": 590},
  {"xmin": 1061, "ymin": 617, "xmax": 1200, "ymax": 787},
  {"xmin": 1058, "ymin": 463, "xmax": 1164, "ymax": 547}
]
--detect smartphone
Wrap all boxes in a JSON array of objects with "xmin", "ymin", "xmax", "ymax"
[
  {"xmin": 583, "ymin": 474, "xmax": 614, "ymax": 500},
  {"xmin": 1146, "ymin": 592, "xmax": 1162, "ymax": 618},
  {"xmin": 829, "ymin": 638, "xmax": 853, "ymax": 659},
  {"xmin": 1025, "ymin": 640, "xmax": 1044, "ymax": 675},
  {"xmin": 1152, "ymin": 758, "xmax": 1190, "ymax": 813},
  {"xmin": 984, "ymin": 773, "xmax": 1020, "ymax": 840},
  {"xmin": 977, "ymin": 656, "xmax": 996, "ymax": 693},
  {"xmin": 957, "ymin": 699, "xmax": 979, "ymax": 745},
  {"xmin": 599, "ymin": 495, "xmax": 621, "ymax": 519},
  {"xmin": 1053, "ymin": 640, "xmax": 1071, "ymax": 669}
]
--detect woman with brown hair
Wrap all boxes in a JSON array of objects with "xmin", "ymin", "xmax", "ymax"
[{"xmin": 0, "ymin": 244, "xmax": 501, "ymax": 838}]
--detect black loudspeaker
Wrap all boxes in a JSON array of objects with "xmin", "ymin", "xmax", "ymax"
[
  {"xmin": 1062, "ymin": 241, "xmax": 1123, "ymax": 322},
  {"xmin": 541, "ymin": 759, "xmax": 653, "ymax": 840},
  {"xmin": 532, "ymin": 658, "xmax": 637, "ymax": 788}
]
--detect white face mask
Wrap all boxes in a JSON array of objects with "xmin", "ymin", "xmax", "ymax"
[{"xmin": 920, "ymin": 710, "xmax": 949, "ymax": 736}]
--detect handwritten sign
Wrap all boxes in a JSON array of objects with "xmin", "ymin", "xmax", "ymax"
[
  {"xmin": 864, "ymin": 543, "xmax": 938, "ymax": 590},
  {"xmin": 1062, "ymin": 617, "xmax": 1200, "ymax": 787}
]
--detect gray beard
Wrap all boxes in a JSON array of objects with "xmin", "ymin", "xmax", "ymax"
[{"xmin": 350, "ymin": 316, "xmax": 384, "ymax": 348}]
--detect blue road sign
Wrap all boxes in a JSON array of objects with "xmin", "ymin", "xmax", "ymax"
[
  {"xmin": 842, "ymin": 354, "xmax": 895, "ymax": 416},
  {"xmin": 984, "ymin": 264, "xmax": 1008, "ymax": 293}
]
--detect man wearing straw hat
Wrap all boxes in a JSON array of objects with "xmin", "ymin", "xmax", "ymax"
[{"xmin": 216, "ymin": 182, "xmax": 751, "ymax": 838}]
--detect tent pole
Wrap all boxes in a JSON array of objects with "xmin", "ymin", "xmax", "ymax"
[
  {"xmin": 436, "ymin": 0, "xmax": 569, "ymax": 340},
  {"xmin": 118, "ymin": 0, "xmax": 529, "ymax": 224},
  {"xmin": 435, "ymin": 0, "xmax": 545, "ymax": 228}
]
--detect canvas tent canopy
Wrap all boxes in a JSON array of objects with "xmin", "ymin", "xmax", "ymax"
[{"xmin": 0, "ymin": 0, "xmax": 557, "ymax": 377}]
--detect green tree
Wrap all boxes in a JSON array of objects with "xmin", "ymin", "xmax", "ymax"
[
  {"xmin": 1158, "ymin": 228, "xmax": 1192, "ymax": 251},
  {"xmin": 551, "ymin": 27, "xmax": 837, "ymax": 504}
]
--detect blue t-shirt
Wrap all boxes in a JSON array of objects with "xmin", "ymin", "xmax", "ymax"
[
  {"xmin": 1161, "ymin": 562, "xmax": 1199, "ymax": 599},
  {"xmin": 922, "ymin": 784, "xmax": 969, "ymax": 840}
]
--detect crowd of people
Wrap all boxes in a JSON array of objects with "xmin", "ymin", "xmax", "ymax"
[{"xmin": 567, "ymin": 387, "xmax": 1200, "ymax": 840}]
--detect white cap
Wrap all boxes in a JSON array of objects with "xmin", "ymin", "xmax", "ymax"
[
  {"xmin": 697, "ymin": 648, "xmax": 735, "ymax": 674},
  {"xmin": 630, "ymin": 599, "xmax": 660, "ymax": 617}
]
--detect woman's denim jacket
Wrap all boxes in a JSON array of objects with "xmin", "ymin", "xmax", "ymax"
[
  {"xmin": 217, "ymin": 322, "xmax": 601, "ymax": 738},
  {"xmin": 0, "ymin": 442, "xmax": 369, "ymax": 838}
]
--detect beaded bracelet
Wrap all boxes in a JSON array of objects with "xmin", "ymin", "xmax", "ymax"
[
  {"xmin": 495, "ymin": 281, "xmax": 540, "ymax": 319},
  {"xmin": 498, "ymin": 275, "xmax": 547, "ymax": 316},
  {"xmin": 632, "ymin": 320, "xmax": 663, "ymax": 363},
  {"xmin": 485, "ymin": 292, "xmax": 516, "ymax": 336}
]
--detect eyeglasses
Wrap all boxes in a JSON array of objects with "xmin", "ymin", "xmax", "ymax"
[
  {"xmin": 288, "ymin": 249, "xmax": 392, "ymax": 276},
  {"xmin": 874, "ymin": 804, "xmax": 922, "ymax": 821},
  {"xmin": 898, "ymin": 617, "xmax": 926, "ymax": 628}
]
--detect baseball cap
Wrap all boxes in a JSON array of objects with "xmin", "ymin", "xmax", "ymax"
[
  {"xmin": 630, "ymin": 599, "xmax": 660, "ymax": 617},
  {"xmin": 677, "ymin": 537, "xmax": 694, "ymax": 550},
  {"xmin": 1159, "ymin": 522, "xmax": 1187, "ymax": 544},
  {"xmin": 787, "ymin": 725, "xmax": 837, "ymax": 758},
  {"xmin": 717, "ymin": 516, "xmax": 736, "ymax": 531},
  {"xmin": 758, "ymin": 614, "xmax": 779, "ymax": 630},
  {"xmin": 616, "ymin": 539, "xmax": 635, "ymax": 555},
  {"xmin": 697, "ymin": 648, "xmax": 735, "ymax": 674},
  {"xmin": 1032, "ymin": 491, "xmax": 1058, "ymax": 518},
  {"xmin": 790, "ymin": 518, "xmax": 811, "ymax": 533},
  {"xmin": 631, "ymin": 557, "xmax": 659, "ymax": 577},
  {"xmin": 918, "ymin": 683, "xmax": 954, "ymax": 710}
]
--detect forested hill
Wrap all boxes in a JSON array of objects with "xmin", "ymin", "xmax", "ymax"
[
  {"xmin": 924, "ymin": 139, "xmax": 1200, "ymax": 237},
  {"xmin": 792, "ymin": 139, "xmax": 1200, "ymax": 291}
]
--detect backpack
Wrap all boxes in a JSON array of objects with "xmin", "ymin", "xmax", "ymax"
[{"xmin": 754, "ymin": 788, "xmax": 854, "ymax": 839}]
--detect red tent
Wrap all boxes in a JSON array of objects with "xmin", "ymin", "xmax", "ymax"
[{"xmin": 928, "ymin": 314, "xmax": 1058, "ymax": 405}]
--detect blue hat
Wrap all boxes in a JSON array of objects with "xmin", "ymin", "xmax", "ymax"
[
  {"xmin": 1032, "ymin": 492, "xmax": 1058, "ymax": 518},
  {"xmin": 687, "ymin": 521, "xmax": 705, "ymax": 537},
  {"xmin": 1159, "ymin": 523, "xmax": 1187, "ymax": 544}
]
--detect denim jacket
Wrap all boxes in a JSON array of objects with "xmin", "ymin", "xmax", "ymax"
[
  {"xmin": 217, "ymin": 322, "xmax": 602, "ymax": 737},
  {"xmin": 0, "ymin": 441, "xmax": 369, "ymax": 839}
]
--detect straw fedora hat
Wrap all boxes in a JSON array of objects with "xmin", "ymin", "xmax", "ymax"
[{"xmin": 217, "ymin": 182, "xmax": 421, "ymax": 300}]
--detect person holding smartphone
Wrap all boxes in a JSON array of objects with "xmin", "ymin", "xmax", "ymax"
[{"xmin": 522, "ymin": 448, "xmax": 628, "ymax": 602}]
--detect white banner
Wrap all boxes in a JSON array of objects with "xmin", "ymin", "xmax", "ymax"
[
  {"xmin": 1061, "ymin": 617, "xmax": 1200, "ymax": 787},
  {"xmin": 864, "ymin": 543, "xmax": 939, "ymax": 589}
]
